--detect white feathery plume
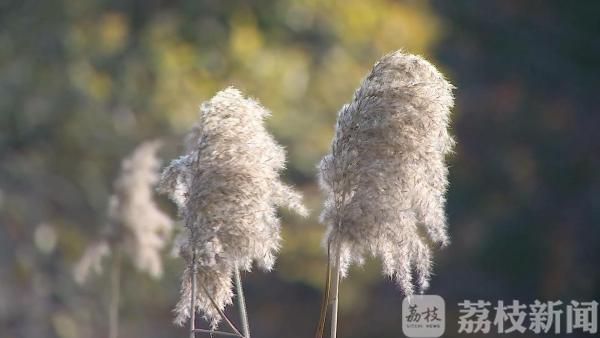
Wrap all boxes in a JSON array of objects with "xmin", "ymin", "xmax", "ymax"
[
  {"xmin": 73, "ymin": 241, "xmax": 110, "ymax": 284},
  {"xmin": 318, "ymin": 50, "xmax": 455, "ymax": 296},
  {"xmin": 74, "ymin": 140, "xmax": 173, "ymax": 283},
  {"xmin": 158, "ymin": 87, "xmax": 307, "ymax": 329}
]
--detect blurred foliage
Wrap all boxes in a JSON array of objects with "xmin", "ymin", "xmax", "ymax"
[{"xmin": 1, "ymin": 0, "xmax": 599, "ymax": 338}]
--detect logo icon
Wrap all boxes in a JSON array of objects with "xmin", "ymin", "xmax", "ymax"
[{"xmin": 402, "ymin": 295, "xmax": 445, "ymax": 337}]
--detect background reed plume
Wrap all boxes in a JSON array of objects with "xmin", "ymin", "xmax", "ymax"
[
  {"xmin": 73, "ymin": 140, "xmax": 173, "ymax": 338},
  {"xmin": 318, "ymin": 50, "xmax": 455, "ymax": 296},
  {"xmin": 158, "ymin": 87, "xmax": 307, "ymax": 331},
  {"xmin": 74, "ymin": 140, "xmax": 173, "ymax": 283}
]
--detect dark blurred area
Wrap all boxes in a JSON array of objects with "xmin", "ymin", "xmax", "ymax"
[{"xmin": 0, "ymin": 0, "xmax": 598, "ymax": 337}]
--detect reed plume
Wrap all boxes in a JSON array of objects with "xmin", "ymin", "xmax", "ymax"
[
  {"xmin": 73, "ymin": 140, "xmax": 173, "ymax": 338},
  {"xmin": 74, "ymin": 140, "xmax": 173, "ymax": 283},
  {"xmin": 158, "ymin": 87, "xmax": 307, "ymax": 330},
  {"xmin": 318, "ymin": 50, "xmax": 455, "ymax": 296}
]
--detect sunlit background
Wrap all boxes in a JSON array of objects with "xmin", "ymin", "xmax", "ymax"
[{"xmin": 1, "ymin": 0, "xmax": 599, "ymax": 337}]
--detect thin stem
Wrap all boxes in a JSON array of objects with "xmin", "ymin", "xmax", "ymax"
[
  {"xmin": 200, "ymin": 285, "xmax": 243, "ymax": 337},
  {"xmin": 109, "ymin": 246, "xmax": 122, "ymax": 338},
  {"xmin": 234, "ymin": 267, "xmax": 250, "ymax": 338},
  {"xmin": 330, "ymin": 249, "xmax": 341, "ymax": 338},
  {"xmin": 314, "ymin": 241, "xmax": 332, "ymax": 338},
  {"xmin": 190, "ymin": 249, "xmax": 198, "ymax": 338},
  {"xmin": 193, "ymin": 329, "xmax": 244, "ymax": 337}
]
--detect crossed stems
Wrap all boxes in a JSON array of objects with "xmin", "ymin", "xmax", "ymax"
[{"xmin": 189, "ymin": 249, "xmax": 250, "ymax": 338}]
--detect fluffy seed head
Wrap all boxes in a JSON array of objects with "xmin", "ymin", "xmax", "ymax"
[
  {"xmin": 73, "ymin": 240, "xmax": 110, "ymax": 284},
  {"xmin": 158, "ymin": 87, "xmax": 307, "ymax": 328},
  {"xmin": 318, "ymin": 51, "xmax": 454, "ymax": 296},
  {"xmin": 74, "ymin": 140, "xmax": 173, "ymax": 283}
]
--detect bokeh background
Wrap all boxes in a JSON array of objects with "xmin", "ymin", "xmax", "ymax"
[{"xmin": 1, "ymin": 0, "xmax": 599, "ymax": 337}]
